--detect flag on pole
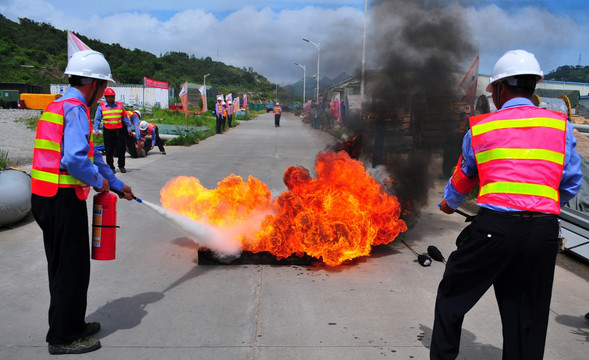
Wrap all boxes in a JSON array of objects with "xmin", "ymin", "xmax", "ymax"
[
  {"xmin": 67, "ymin": 31, "xmax": 91, "ymax": 60},
  {"xmin": 243, "ymin": 94, "xmax": 248, "ymax": 110},
  {"xmin": 198, "ymin": 85, "xmax": 207, "ymax": 112},
  {"xmin": 331, "ymin": 92, "xmax": 341, "ymax": 123},
  {"xmin": 460, "ymin": 55, "xmax": 479, "ymax": 110},
  {"xmin": 179, "ymin": 82, "xmax": 188, "ymax": 118}
]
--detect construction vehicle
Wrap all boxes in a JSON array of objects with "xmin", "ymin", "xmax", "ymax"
[{"xmin": 0, "ymin": 90, "xmax": 19, "ymax": 109}]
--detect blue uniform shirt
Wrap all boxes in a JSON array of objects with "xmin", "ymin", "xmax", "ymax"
[
  {"xmin": 93, "ymin": 101, "xmax": 132, "ymax": 133},
  {"xmin": 444, "ymin": 97, "xmax": 583, "ymax": 212},
  {"xmin": 128, "ymin": 113, "xmax": 141, "ymax": 139},
  {"xmin": 58, "ymin": 87, "xmax": 124, "ymax": 192}
]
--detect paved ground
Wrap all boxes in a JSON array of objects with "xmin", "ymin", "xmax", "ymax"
[{"xmin": 1, "ymin": 111, "xmax": 588, "ymax": 359}]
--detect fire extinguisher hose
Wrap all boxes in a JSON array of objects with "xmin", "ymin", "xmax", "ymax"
[{"xmin": 110, "ymin": 188, "xmax": 143, "ymax": 203}]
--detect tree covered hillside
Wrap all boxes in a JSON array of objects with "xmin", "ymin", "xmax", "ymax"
[
  {"xmin": 546, "ymin": 65, "xmax": 589, "ymax": 83},
  {"xmin": 0, "ymin": 14, "xmax": 275, "ymax": 98}
]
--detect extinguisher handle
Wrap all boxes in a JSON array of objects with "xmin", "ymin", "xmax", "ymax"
[{"xmin": 110, "ymin": 188, "xmax": 142, "ymax": 203}]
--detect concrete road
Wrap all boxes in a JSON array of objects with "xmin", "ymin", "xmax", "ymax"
[{"xmin": 1, "ymin": 111, "xmax": 588, "ymax": 359}]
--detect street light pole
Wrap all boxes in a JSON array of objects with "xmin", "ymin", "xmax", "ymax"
[
  {"xmin": 294, "ymin": 62, "xmax": 306, "ymax": 105},
  {"xmin": 203, "ymin": 73, "xmax": 210, "ymax": 88},
  {"xmin": 361, "ymin": 0, "xmax": 367, "ymax": 97},
  {"xmin": 303, "ymin": 38, "xmax": 320, "ymax": 103}
]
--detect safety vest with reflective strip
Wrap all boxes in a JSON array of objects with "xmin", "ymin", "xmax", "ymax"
[
  {"xmin": 274, "ymin": 105, "xmax": 281, "ymax": 115},
  {"xmin": 140, "ymin": 122, "xmax": 156, "ymax": 136},
  {"xmin": 31, "ymin": 98, "xmax": 94, "ymax": 200},
  {"xmin": 100, "ymin": 101, "xmax": 124, "ymax": 129},
  {"xmin": 469, "ymin": 106, "xmax": 567, "ymax": 214}
]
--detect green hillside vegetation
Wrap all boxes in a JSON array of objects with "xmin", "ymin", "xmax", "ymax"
[
  {"xmin": 545, "ymin": 65, "xmax": 589, "ymax": 83},
  {"xmin": 0, "ymin": 14, "xmax": 276, "ymax": 100}
]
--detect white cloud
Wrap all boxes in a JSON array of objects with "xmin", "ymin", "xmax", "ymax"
[{"xmin": 2, "ymin": 0, "xmax": 589, "ymax": 83}]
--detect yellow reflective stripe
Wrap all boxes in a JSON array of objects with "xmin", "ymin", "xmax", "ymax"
[
  {"xmin": 34, "ymin": 139, "xmax": 61, "ymax": 152},
  {"xmin": 472, "ymin": 117, "xmax": 565, "ymax": 136},
  {"xmin": 58, "ymin": 174, "xmax": 83, "ymax": 185},
  {"xmin": 39, "ymin": 112, "xmax": 64, "ymax": 125},
  {"xmin": 476, "ymin": 148, "xmax": 564, "ymax": 165},
  {"xmin": 31, "ymin": 168, "xmax": 58, "ymax": 183},
  {"xmin": 31, "ymin": 169, "xmax": 83, "ymax": 185},
  {"xmin": 480, "ymin": 182, "xmax": 558, "ymax": 201}
]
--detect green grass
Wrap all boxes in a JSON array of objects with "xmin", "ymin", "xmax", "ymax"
[
  {"xmin": 14, "ymin": 117, "xmax": 39, "ymax": 130},
  {"xmin": 0, "ymin": 150, "xmax": 17, "ymax": 169}
]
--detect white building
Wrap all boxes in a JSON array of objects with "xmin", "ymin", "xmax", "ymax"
[{"xmin": 50, "ymin": 83, "xmax": 170, "ymax": 109}]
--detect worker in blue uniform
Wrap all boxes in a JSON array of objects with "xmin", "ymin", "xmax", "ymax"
[
  {"xmin": 430, "ymin": 50, "xmax": 583, "ymax": 360},
  {"xmin": 31, "ymin": 50, "xmax": 135, "ymax": 355}
]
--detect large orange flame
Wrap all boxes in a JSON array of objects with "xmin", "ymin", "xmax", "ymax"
[{"xmin": 160, "ymin": 151, "xmax": 407, "ymax": 266}]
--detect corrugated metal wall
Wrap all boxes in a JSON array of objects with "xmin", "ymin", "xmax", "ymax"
[{"xmin": 50, "ymin": 84, "xmax": 170, "ymax": 109}]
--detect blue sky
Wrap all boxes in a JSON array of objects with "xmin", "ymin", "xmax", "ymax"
[{"xmin": 1, "ymin": 0, "xmax": 589, "ymax": 86}]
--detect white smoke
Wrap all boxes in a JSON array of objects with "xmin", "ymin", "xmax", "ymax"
[{"xmin": 141, "ymin": 200, "xmax": 243, "ymax": 259}]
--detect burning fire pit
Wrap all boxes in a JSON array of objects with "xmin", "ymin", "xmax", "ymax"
[{"xmin": 161, "ymin": 151, "xmax": 407, "ymax": 266}]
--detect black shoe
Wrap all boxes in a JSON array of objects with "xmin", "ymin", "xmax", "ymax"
[
  {"xmin": 119, "ymin": 167, "xmax": 126, "ymax": 173},
  {"xmin": 585, "ymin": 312, "xmax": 589, "ymax": 320},
  {"xmin": 82, "ymin": 322, "xmax": 101, "ymax": 338},
  {"xmin": 48, "ymin": 337, "xmax": 101, "ymax": 355},
  {"xmin": 161, "ymin": 151, "xmax": 166, "ymax": 155}
]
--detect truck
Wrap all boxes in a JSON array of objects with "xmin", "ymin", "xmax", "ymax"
[{"xmin": 0, "ymin": 90, "xmax": 19, "ymax": 109}]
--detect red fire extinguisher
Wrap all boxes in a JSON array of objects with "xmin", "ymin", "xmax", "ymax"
[{"xmin": 92, "ymin": 191, "xmax": 119, "ymax": 260}]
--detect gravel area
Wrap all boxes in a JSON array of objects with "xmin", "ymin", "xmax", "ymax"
[{"xmin": 0, "ymin": 109, "xmax": 41, "ymax": 169}]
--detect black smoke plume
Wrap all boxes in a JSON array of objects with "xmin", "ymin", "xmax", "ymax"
[{"xmin": 338, "ymin": 0, "xmax": 478, "ymax": 227}]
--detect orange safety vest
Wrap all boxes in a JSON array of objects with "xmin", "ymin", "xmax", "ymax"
[
  {"xmin": 470, "ymin": 106, "xmax": 566, "ymax": 214},
  {"xmin": 100, "ymin": 101, "xmax": 124, "ymax": 129},
  {"xmin": 274, "ymin": 105, "xmax": 281, "ymax": 115},
  {"xmin": 140, "ymin": 122, "xmax": 156, "ymax": 136},
  {"xmin": 31, "ymin": 98, "xmax": 94, "ymax": 200}
]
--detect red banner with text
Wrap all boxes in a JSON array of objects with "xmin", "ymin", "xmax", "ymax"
[{"xmin": 144, "ymin": 77, "xmax": 169, "ymax": 90}]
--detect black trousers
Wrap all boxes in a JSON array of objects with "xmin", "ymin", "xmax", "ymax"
[
  {"xmin": 32, "ymin": 189, "xmax": 90, "ymax": 344},
  {"xmin": 103, "ymin": 127, "xmax": 126, "ymax": 169},
  {"xmin": 430, "ymin": 210, "xmax": 559, "ymax": 360},
  {"xmin": 124, "ymin": 131, "xmax": 139, "ymax": 158},
  {"xmin": 216, "ymin": 116, "xmax": 223, "ymax": 134},
  {"xmin": 143, "ymin": 127, "xmax": 166, "ymax": 154},
  {"xmin": 274, "ymin": 114, "xmax": 281, "ymax": 126}
]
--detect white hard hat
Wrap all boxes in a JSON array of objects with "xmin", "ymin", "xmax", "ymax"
[
  {"xmin": 222, "ymin": 101, "xmax": 226, "ymax": 105},
  {"xmin": 228, "ymin": 101, "xmax": 232, "ymax": 104},
  {"xmin": 486, "ymin": 49, "xmax": 543, "ymax": 92},
  {"xmin": 140, "ymin": 120, "xmax": 148, "ymax": 131},
  {"xmin": 65, "ymin": 50, "xmax": 115, "ymax": 83},
  {"xmin": 134, "ymin": 110, "xmax": 141, "ymax": 118}
]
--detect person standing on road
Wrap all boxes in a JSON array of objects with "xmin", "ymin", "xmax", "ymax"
[
  {"xmin": 215, "ymin": 96, "xmax": 224, "ymax": 134},
  {"xmin": 274, "ymin": 102, "xmax": 282, "ymax": 127},
  {"xmin": 227, "ymin": 100, "xmax": 233, "ymax": 128},
  {"xmin": 93, "ymin": 88, "xmax": 132, "ymax": 173},
  {"xmin": 431, "ymin": 49, "xmax": 583, "ymax": 360},
  {"xmin": 31, "ymin": 50, "xmax": 135, "ymax": 355},
  {"xmin": 139, "ymin": 120, "xmax": 166, "ymax": 155}
]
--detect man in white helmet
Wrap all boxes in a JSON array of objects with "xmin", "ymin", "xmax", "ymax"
[
  {"xmin": 431, "ymin": 50, "xmax": 583, "ymax": 360},
  {"xmin": 31, "ymin": 49, "xmax": 135, "ymax": 355}
]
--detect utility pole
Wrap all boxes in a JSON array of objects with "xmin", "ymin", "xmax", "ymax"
[
  {"xmin": 294, "ymin": 62, "xmax": 306, "ymax": 105},
  {"xmin": 303, "ymin": 38, "xmax": 320, "ymax": 103}
]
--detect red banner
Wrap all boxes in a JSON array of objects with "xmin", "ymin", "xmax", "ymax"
[{"xmin": 144, "ymin": 77, "xmax": 169, "ymax": 89}]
